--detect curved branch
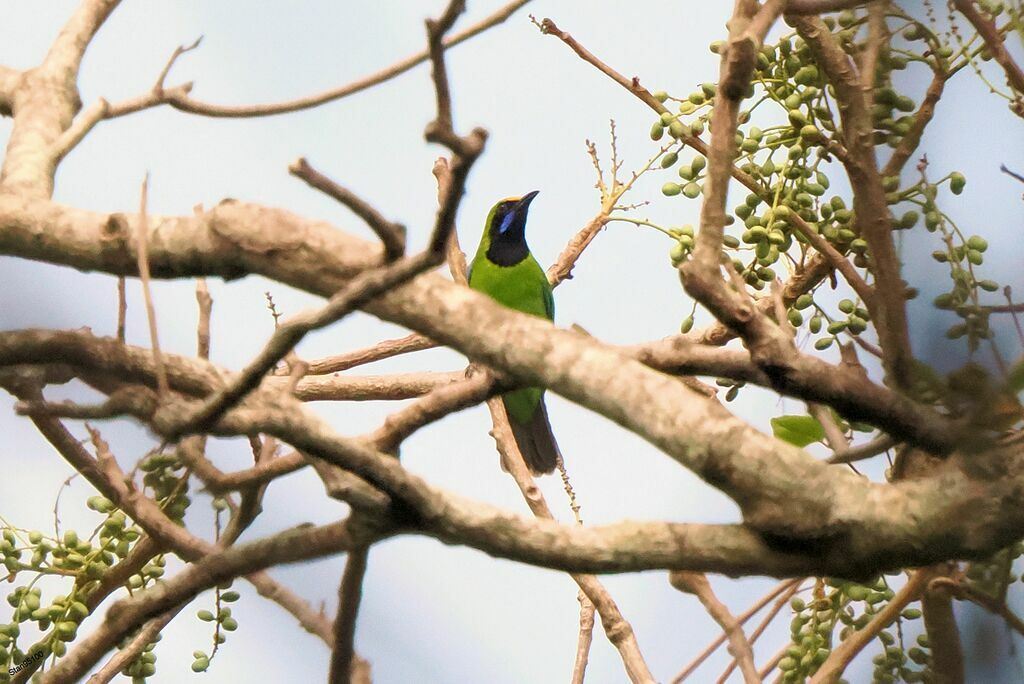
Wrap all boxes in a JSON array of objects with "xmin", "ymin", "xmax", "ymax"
[
  {"xmin": 41, "ymin": 0, "xmax": 122, "ymax": 79},
  {"xmin": 164, "ymin": 0, "xmax": 532, "ymax": 118}
]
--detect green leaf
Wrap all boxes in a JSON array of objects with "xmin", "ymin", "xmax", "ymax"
[{"xmin": 770, "ymin": 415, "xmax": 825, "ymax": 447}]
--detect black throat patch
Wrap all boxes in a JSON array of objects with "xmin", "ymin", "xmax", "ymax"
[{"xmin": 486, "ymin": 236, "xmax": 529, "ymax": 267}]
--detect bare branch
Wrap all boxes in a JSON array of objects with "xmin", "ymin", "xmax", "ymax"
[
  {"xmin": 299, "ymin": 333, "xmax": 434, "ymax": 375},
  {"xmin": 39, "ymin": 519, "xmax": 374, "ymax": 684},
  {"xmin": 86, "ymin": 610, "xmax": 180, "ymax": 684},
  {"xmin": 670, "ymin": 572, "xmax": 760, "ymax": 684},
  {"xmin": 715, "ymin": 581, "xmax": 802, "ymax": 683},
  {"xmin": 328, "ymin": 545, "xmax": 371, "ymax": 684},
  {"xmin": 810, "ymin": 569, "xmax": 935, "ymax": 683},
  {"xmin": 931, "ymin": 576, "xmax": 1024, "ymax": 637},
  {"xmin": 369, "ymin": 370, "xmax": 501, "ymax": 454},
  {"xmin": 882, "ymin": 69, "xmax": 947, "ymax": 177},
  {"xmin": 828, "ymin": 434, "xmax": 897, "ymax": 465},
  {"xmin": 42, "ymin": 0, "xmax": 122, "ymax": 78},
  {"xmin": 290, "ymin": 157, "xmax": 406, "ymax": 262},
  {"xmin": 789, "ymin": 14, "xmax": 915, "ymax": 389},
  {"xmin": 953, "ymin": 0, "xmax": 1024, "ymax": 95},
  {"xmin": 538, "ymin": 18, "xmax": 666, "ymax": 113},
  {"xmin": 0, "ymin": 64, "xmax": 21, "ymax": 115},
  {"xmin": 487, "ymin": 399, "xmax": 656, "ymax": 683},
  {"xmin": 671, "ymin": 579, "xmax": 802, "ymax": 683},
  {"xmin": 196, "ymin": 278, "xmax": 212, "ymax": 358},
  {"xmin": 165, "ymin": 0, "xmax": 533, "ymax": 118},
  {"xmin": 922, "ymin": 569, "xmax": 965, "ymax": 684},
  {"xmin": 570, "ymin": 592, "xmax": 597, "ymax": 684},
  {"xmin": 786, "ymin": 0, "xmax": 873, "ymax": 13},
  {"xmin": 135, "ymin": 173, "xmax": 169, "ymax": 396}
]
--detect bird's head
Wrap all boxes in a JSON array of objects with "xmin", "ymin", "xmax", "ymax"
[{"xmin": 487, "ymin": 190, "xmax": 539, "ymax": 244}]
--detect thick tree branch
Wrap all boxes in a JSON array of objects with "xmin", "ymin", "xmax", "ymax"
[
  {"xmin": 0, "ymin": 65, "xmax": 23, "ymax": 116},
  {"xmin": 15, "ymin": 379, "xmax": 1024, "ymax": 582},
  {"xmin": 0, "ymin": 0, "xmax": 122, "ymax": 196}
]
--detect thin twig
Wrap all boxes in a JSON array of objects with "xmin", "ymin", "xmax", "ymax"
[
  {"xmin": 115, "ymin": 276, "xmax": 126, "ymax": 342},
  {"xmin": 487, "ymin": 398, "xmax": 656, "ymax": 683},
  {"xmin": 196, "ymin": 279, "xmax": 212, "ymax": 359},
  {"xmin": 669, "ymin": 572, "xmax": 760, "ymax": 684},
  {"xmin": 931, "ymin": 577, "xmax": 1024, "ymax": 637},
  {"xmin": 86, "ymin": 609, "xmax": 180, "ymax": 683},
  {"xmin": 716, "ymin": 581, "xmax": 802, "ymax": 683},
  {"xmin": 809, "ymin": 402, "xmax": 849, "ymax": 453},
  {"xmin": 290, "ymin": 157, "xmax": 406, "ymax": 262},
  {"xmin": 570, "ymin": 590, "xmax": 597, "ymax": 684},
  {"xmin": 299, "ymin": 333, "xmax": 435, "ymax": 375},
  {"xmin": 165, "ymin": 0, "xmax": 533, "ymax": 118},
  {"xmin": 810, "ymin": 568, "xmax": 934, "ymax": 683},
  {"xmin": 671, "ymin": 579, "xmax": 802, "ymax": 683},
  {"xmin": 1002, "ymin": 164, "xmax": 1024, "ymax": 185},
  {"xmin": 828, "ymin": 434, "xmax": 897, "ymax": 464},
  {"xmin": 953, "ymin": 0, "xmax": 1024, "ymax": 95},
  {"xmin": 135, "ymin": 172, "xmax": 168, "ymax": 396}
]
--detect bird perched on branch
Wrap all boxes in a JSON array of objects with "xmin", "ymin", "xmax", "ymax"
[{"xmin": 468, "ymin": 191, "xmax": 560, "ymax": 474}]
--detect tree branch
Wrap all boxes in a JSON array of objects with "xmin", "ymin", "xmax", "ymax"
[
  {"xmin": 922, "ymin": 570, "xmax": 965, "ymax": 684},
  {"xmin": 952, "ymin": 0, "xmax": 1024, "ymax": 95},
  {"xmin": 38, "ymin": 519, "xmax": 375, "ymax": 684},
  {"xmin": 328, "ymin": 545, "xmax": 371, "ymax": 684},
  {"xmin": 669, "ymin": 572, "xmax": 760, "ymax": 684},
  {"xmin": 289, "ymin": 157, "xmax": 406, "ymax": 262},
  {"xmin": 163, "ymin": 0, "xmax": 533, "ymax": 118},
  {"xmin": 810, "ymin": 568, "xmax": 934, "ymax": 683},
  {"xmin": 789, "ymin": 14, "xmax": 915, "ymax": 389}
]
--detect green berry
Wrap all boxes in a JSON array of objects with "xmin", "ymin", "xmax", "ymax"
[{"xmin": 950, "ymin": 172, "xmax": 966, "ymax": 195}]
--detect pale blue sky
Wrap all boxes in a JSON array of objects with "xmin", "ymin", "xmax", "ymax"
[{"xmin": 1, "ymin": 2, "xmax": 1023, "ymax": 682}]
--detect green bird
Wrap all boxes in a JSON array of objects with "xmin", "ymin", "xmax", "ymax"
[{"xmin": 468, "ymin": 191, "xmax": 560, "ymax": 475}]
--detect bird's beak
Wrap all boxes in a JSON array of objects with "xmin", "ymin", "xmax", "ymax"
[{"xmin": 515, "ymin": 190, "xmax": 540, "ymax": 215}]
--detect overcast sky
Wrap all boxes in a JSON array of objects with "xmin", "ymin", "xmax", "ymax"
[{"xmin": 2, "ymin": 1, "xmax": 1024, "ymax": 682}]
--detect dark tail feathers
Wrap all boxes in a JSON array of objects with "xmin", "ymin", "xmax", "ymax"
[{"xmin": 504, "ymin": 397, "xmax": 560, "ymax": 475}]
